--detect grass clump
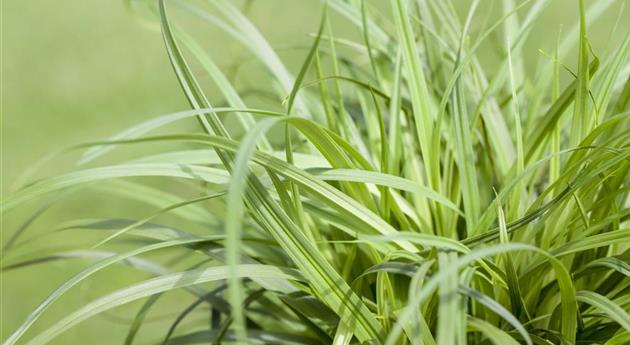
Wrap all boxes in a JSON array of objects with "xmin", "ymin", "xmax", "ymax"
[{"xmin": 2, "ymin": 0, "xmax": 630, "ymax": 344}]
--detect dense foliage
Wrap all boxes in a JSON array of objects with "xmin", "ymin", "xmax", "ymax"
[{"xmin": 2, "ymin": 0, "xmax": 629, "ymax": 344}]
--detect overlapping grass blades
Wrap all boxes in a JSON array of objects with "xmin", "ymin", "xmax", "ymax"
[{"xmin": 2, "ymin": 0, "xmax": 629, "ymax": 344}]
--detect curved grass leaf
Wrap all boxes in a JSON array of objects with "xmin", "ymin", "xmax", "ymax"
[
  {"xmin": 24, "ymin": 265, "xmax": 304, "ymax": 345},
  {"xmin": 576, "ymin": 291, "xmax": 630, "ymax": 333}
]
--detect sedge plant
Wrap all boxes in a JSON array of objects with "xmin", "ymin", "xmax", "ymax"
[{"xmin": 2, "ymin": 0, "xmax": 630, "ymax": 344}]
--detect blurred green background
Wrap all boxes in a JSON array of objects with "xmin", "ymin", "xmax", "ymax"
[{"xmin": 1, "ymin": 0, "xmax": 628, "ymax": 343}]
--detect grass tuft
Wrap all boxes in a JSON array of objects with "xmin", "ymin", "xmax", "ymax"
[{"xmin": 2, "ymin": 0, "xmax": 629, "ymax": 344}]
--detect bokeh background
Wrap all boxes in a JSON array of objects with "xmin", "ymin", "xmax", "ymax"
[{"xmin": 2, "ymin": 0, "xmax": 628, "ymax": 343}]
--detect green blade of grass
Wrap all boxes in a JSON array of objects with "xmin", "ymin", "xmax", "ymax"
[
  {"xmin": 576, "ymin": 291, "xmax": 630, "ymax": 333},
  {"xmin": 461, "ymin": 288, "xmax": 532, "ymax": 345},
  {"xmin": 3, "ymin": 238, "xmax": 223, "ymax": 345},
  {"xmin": 570, "ymin": 0, "xmax": 592, "ymax": 147},
  {"xmin": 2, "ymin": 163, "xmax": 230, "ymax": 213},
  {"xmin": 467, "ymin": 317, "xmax": 521, "ymax": 345},
  {"xmin": 391, "ymin": 0, "xmax": 446, "ymax": 235},
  {"xmin": 24, "ymin": 265, "xmax": 304, "ymax": 345}
]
